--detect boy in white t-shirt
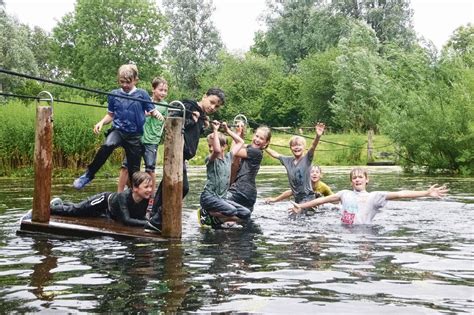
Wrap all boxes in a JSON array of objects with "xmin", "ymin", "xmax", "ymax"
[{"xmin": 289, "ymin": 167, "xmax": 448, "ymax": 225}]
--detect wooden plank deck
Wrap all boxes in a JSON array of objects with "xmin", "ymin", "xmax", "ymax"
[{"xmin": 18, "ymin": 213, "xmax": 166, "ymax": 241}]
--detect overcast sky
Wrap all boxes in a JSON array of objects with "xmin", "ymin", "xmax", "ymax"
[{"xmin": 4, "ymin": 0, "xmax": 473, "ymax": 52}]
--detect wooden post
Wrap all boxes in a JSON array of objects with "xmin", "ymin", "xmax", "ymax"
[
  {"xmin": 32, "ymin": 106, "xmax": 53, "ymax": 223},
  {"xmin": 161, "ymin": 116, "xmax": 184, "ymax": 238},
  {"xmin": 367, "ymin": 129, "xmax": 374, "ymax": 163}
]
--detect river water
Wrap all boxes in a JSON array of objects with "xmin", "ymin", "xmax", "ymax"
[{"xmin": 0, "ymin": 166, "xmax": 472, "ymax": 314}]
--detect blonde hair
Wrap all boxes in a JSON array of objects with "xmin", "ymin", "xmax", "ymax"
[
  {"xmin": 289, "ymin": 135, "xmax": 306, "ymax": 147},
  {"xmin": 349, "ymin": 167, "xmax": 368, "ymax": 181},
  {"xmin": 118, "ymin": 64, "xmax": 139, "ymax": 82},
  {"xmin": 256, "ymin": 126, "xmax": 272, "ymax": 149},
  {"xmin": 207, "ymin": 132, "xmax": 227, "ymax": 147}
]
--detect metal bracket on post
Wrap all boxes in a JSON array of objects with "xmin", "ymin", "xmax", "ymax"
[
  {"xmin": 168, "ymin": 100, "xmax": 186, "ymax": 134},
  {"xmin": 233, "ymin": 113, "xmax": 248, "ymax": 127},
  {"xmin": 37, "ymin": 90, "xmax": 54, "ymax": 119}
]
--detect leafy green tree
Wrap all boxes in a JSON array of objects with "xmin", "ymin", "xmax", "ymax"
[
  {"xmin": 52, "ymin": 0, "xmax": 166, "ymax": 91},
  {"xmin": 260, "ymin": 74, "xmax": 303, "ymax": 127},
  {"xmin": 254, "ymin": 0, "xmax": 349, "ymax": 68},
  {"xmin": 330, "ymin": 0, "xmax": 415, "ymax": 48},
  {"xmin": 163, "ymin": 0, "xmax": 223, "ymax": 93},
  {"xmin": 27, "ymin": 26, "xmax": 56, "ymax": 80},
  {"xmin": 0, "ymin": 11, "xmax": 39, "ymax": 92},
  {"xmin": 442, "ymin": 23, "xmax": 474, "ymax": 67},
  {"xmin": 296, "ymin": 47, "xmax": 340, "ymax": 129},
  {"xmin": 379, "ymin": 26, "xmax": 474, "ymax": 174},
  {"xmin": 330, "ymin": 21, "xmax": 387, "ymax": 132},
  {"xmin": 200, "ymin": 52, "xmax": 286, "ymax": 123}
]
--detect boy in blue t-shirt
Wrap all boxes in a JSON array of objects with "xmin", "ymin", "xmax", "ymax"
[{"xmin": 73, "ymin": 64, "xmax": 161, "ymax": 190}]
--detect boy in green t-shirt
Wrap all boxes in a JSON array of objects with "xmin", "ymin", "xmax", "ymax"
[{"xmin": 117, "ymin": 77, "xmax": 169, "ymax": 197}]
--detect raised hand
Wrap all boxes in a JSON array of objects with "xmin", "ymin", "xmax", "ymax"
[{"xmin": 315, "ymin": 122, "xmax": 326, "ymax": 137}]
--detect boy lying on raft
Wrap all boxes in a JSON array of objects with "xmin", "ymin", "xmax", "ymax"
[{"xmin": 50, "ymin": 172, "xmax": 152, "ymax": 227}]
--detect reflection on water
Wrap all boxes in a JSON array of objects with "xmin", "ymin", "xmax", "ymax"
[{"xmin": 0, "ymin": 166, "xmax": 472, "ymax": 313}]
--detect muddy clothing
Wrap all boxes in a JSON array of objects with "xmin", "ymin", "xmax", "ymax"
[
  {"xmin": 200, "ymin": 151, "xmax": 251, "ymax": 220},
  {"xmin": 226, "ymin": 146, "xmax": 263, "ymax": 211},
  {"xmin": 51, "ymin": 189, "xmax": 147, "ymax": 227},
  {"xmin": 336, "ymin": 190, "xmax": 388, "ymax": 225},
  {"xmin": 278, "ymin": 151, "xmax": 314, "ymax": 204}
]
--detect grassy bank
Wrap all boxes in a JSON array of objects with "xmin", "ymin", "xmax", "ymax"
[{"xmin": 0, "ymin": 100, "xmax": 396, "ymax": 177}]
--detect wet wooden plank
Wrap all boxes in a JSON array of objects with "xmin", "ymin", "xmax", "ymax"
[{"xmin": 18, "ymin": 214, "xmax": 166, "ymax": 241}]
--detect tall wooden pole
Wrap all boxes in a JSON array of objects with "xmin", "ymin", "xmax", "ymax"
[
  {"xmin": 32, "ymin": 105, "xmax": 53, "ymax": 223},
  {"xmin": 161, "ymin": 116, "xmax": 184, "ymax": 239}
]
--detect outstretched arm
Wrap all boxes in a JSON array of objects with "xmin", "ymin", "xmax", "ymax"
[
  {"xmin": 265, "ymin": 189, "xmax": 293, "ymax": 204},
  {"xmin": 385, "ymin": 184, "xmax": 448, "ymax": 200},
  {"xmin": 307, "ymin": 122, "xmax": 325, "ymax": 155},
  {"xmin": 265, "ymin": 147, "xmax": 281, "ymax": 159},
  {"xmin": 288, "ymin": 194, "xmax": 341, "ymax": 214}
]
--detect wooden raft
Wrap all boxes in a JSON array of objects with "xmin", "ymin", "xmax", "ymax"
[
  {"xmin": 18, "ymin": 98, "xmax": 185, "ymax": 240},
  {"xmin": 19, "ymin": 214, "xmax": 166, "ymax": 241}
]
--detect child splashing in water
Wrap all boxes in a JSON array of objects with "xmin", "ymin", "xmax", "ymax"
[
  {"xmin": 289, "ymin": 167, "xmax": 448, "ymax": 225},
  {"xmin": 265, "ymin": 123, "xmax": 325, "ymax": 213},
  {"xmin": 265, "ymin": 165, "xmax": 333, "ymax": 204}
]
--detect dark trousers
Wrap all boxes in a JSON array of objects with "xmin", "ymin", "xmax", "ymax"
[
  {"xmin": 51, "ymin": 192, "xmax": 111, "ymax": 217},
  {"xmin": 87, "ymin": 129, "xmax": 142, "ymax": 184},
  {"xmin": 149, "ymin": 162, "xmax": 189, "ymax": 227},
  {"xmin": 200, "ymin": 191, "xmax": 251, "ymax": 220}
]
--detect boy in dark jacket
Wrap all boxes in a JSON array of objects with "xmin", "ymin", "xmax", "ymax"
[
  {"xmin": 145, "ymin": 88, "xmax": 226, "ymax": 233},
  {"xmin": 50, "ymin": 172, "xmax": 152, "ymax": 227}
]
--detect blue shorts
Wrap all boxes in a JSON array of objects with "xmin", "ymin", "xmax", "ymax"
[{"xmin": 122, "ymin": 143, "xmax": 158, "ymax": 172}]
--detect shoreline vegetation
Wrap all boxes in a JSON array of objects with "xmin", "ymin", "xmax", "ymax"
[{"xmin": 0, "ymin": 101, "xmax": 396, "ymax": 178}]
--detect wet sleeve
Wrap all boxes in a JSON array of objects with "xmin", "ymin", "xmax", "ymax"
[
  {"xmin": 115, "ymin": 192, "xmax": 147, "ymax": 227},
  {"xmin": 370, "ymin": 191, "xmax": 388, "ymax": 211}
]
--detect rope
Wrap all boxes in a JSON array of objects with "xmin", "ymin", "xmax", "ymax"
[
  {"xmin": 0, "ymin": 67, "xmax": 181, "ymax": 111},
  {"xmin": 0, "ymin": 91, "xmax": 108, "ymax": 109}
]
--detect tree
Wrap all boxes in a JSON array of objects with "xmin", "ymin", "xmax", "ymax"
[
  {"xmin": 253, "ymin": 0, "xmax": 349, "ymax": 68},
  {"xmin": 0, "ymin": 11, "xmax": 39, "ymax": 92},
  {"xmin": 330, "ymin": 21, "xmax": 388, "ymax": 132},
  {"xmin": 442, "ymin": 23, "xmax": 474, "ymax": 68},
  {"xmin": 52, "ymin": 0, "xmax": 166, "ymax": 91},
  {"xmin": 200, "ymin": 52, "xmax": 286, "ymax": 123},
  {"xmin": 329, "ymin": 0, "xmax": 415, "ymax": 48},
  {"xmin": 27, "ymin": 26, "xmax": 56, "ymax": 80},
  {"xmin": 296, "ymin": 47, "xmax": 340, "ymax": 129},
  {"xmin": 163, "ymin": 0, "xmax": 223, "ymax": 93}
]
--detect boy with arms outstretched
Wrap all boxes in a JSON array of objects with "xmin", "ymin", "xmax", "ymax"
[
  {"xmin": 73, "ymin": 64, "xmax": 161, "ymax": 190},
  {"xmin": 289, "ymin": 167, "xmax": 449, "ymax": 225}
]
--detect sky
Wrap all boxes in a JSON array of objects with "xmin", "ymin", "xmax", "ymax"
[{"xmin": 4, "ymin": 0, "xmax": 473, "ymax": 52}]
